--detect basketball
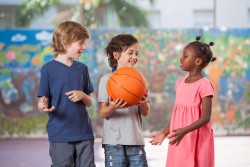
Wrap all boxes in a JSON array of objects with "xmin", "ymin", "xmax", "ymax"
[{"xmin": 107, "ymin": 67, "xmax": 147, "ymax": 106}]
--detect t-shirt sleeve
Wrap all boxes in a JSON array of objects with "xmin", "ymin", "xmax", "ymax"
[
  {"xmin": 98, "ymin": 75, "xmax": 109, "ymax": 103},
  {"xmin": 83, "ymin": 67, "xmax": 94, "ymax": 95},
  {"xmin": 200, "ymin": 79, "xmax": 214, "ymax": 98},
  {"xmin": 37, "ymin": 66, "xmax": 50, "ymax": 97}
]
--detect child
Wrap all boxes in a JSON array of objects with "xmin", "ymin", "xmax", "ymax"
[
  {"xmin": 98, "ymin": 34, "xmax": 150, "ymax": 166},
  {"xmin": 150, "ymin": 36, "xmax": 216, "ymax": 167},
  {"xmin": 37, "ymin": 21, "xmax": 96, "ymax": 167}
]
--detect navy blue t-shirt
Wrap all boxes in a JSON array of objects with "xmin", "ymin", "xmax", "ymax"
[{"xmin": 38, "ymin": 60, "xmax": 94, "ymax": 142}]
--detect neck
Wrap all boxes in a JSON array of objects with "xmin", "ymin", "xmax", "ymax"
[
  {"xmin": 55, "ymin": 55, "xmax": 73, "ymax": 66},
  {"xmin": 186, "ymin": 72, "xmax": 203, "ymax": 83}
]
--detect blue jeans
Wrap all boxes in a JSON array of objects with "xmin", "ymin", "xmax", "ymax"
[
  {"xmin": 103, "ymin": 144, "xmax": 148, "ymax": 167},
  {"xmin": 49, "ymin": 140, "xmax": 96, "ymax": 167}
]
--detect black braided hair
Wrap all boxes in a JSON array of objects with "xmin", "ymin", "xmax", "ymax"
[{"xmin": 187, "ymin": 36, "xmax": 216, "ymax": 67}]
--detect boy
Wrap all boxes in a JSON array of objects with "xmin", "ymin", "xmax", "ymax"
[{"xmin": 38, "ymin": 21, "xmax": 95, "ymax": 167}]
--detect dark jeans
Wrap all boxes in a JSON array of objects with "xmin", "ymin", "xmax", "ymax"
[
  {"xmin": 49, "ymin": 140, "xmax": 96, "ymax": 167},
  {"xmin": 104, "ymin": 144, "xmax": 148, "ymax": 167}
]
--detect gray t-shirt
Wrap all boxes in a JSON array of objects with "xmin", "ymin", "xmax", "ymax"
[{"xmin": 98, "ymin": 73, "xmax": 145, "ymax": 145}]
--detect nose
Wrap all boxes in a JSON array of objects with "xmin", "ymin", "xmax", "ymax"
[
  {"xmin": 180, "ymin": 56, "xmax": 183, "ymax": 63},
  {"xmin": 132, "ymin": 54, "xmax": 138, "ymax": 60},
  {"xmin": 82, "ymin": 44, "xmax": 87, "ymax": 51}
]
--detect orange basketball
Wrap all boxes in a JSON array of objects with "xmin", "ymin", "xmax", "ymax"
[{"xmin": 107, "ymin": 67, "xmax": 147, "ymax": 106}]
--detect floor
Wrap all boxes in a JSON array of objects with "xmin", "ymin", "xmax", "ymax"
[{"xmin": 0, "ymin": 136, "xmax": 250, "ymax": 167}]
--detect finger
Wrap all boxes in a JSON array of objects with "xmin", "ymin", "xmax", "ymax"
[
  {"xmin": 120, "ymin": 102, "xmax": 127, "ymax": 108},
  {"xmin": 41, "ymin": 96, "xmax": 46, "ymax": 102},
  {"xmin": 65, "ymin": 91, "xmax": 73, "ymax": 96},
  {"xmin": 46, "ymin": 106, "xmax": 55, "ymax": 112},
  {"xmin": 149, "ymin": 135, "xmax": 155, "ymax": 138},
  {"xmin": 168, "ymin": 134, "xmax": 175, "ymax": 139},
  {"xmin": 109, "ymin": 96, "xmax": 113, "ymax": 102},
  {"xmin": 67, "ymin": 94, "xmax": 75, "ymax": 100},
  {"xmin": 115, "ymin": 98, "xmax": 123, "ymax": 105}
]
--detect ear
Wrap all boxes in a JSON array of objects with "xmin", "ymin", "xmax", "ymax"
[
  {"xmin": 195, "ymin": 58, "xmax": 203, "ymax": 65},
  {"xmin": 113, "ymin": 52, "xmax": 120, "ymax": 60}
]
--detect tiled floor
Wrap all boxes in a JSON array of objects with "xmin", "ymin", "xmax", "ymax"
[{"xmin": 0, "ymin": 137, "xmax": 250, "ymax": 167}]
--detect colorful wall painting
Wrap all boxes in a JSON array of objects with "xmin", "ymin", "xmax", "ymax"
[{"xmin": 0, "ymin": 28, "xmax": 249, "ymax": 137}]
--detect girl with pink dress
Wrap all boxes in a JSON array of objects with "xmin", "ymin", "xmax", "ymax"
[{"xmin": 150, "ymin": 36, "xmax": 216, "ymax": 167}]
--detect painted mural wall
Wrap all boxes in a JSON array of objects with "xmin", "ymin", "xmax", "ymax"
[{"xmin": 0, "ymin": 28, "xmax": 250, "ymax": 138}]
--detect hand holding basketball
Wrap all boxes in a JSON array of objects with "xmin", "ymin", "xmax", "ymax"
[{"xmin": 107, "ymin": 67, "xmax": 147, "ymax": 106}]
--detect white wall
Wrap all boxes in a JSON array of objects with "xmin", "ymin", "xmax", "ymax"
[
  {"xmin": 135, "ymin": 0, "xmax": 250, "ymax": 28},
  {"xmin": 1, "ymin": 0, "xmax": 250, "ymax": 28}
]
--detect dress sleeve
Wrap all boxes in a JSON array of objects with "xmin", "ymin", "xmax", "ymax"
[{"xmin": 200, "ymin": 79, "xmax": 214, "ymax": 98}]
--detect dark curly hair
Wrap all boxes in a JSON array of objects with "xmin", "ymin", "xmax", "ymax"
[
  {"xmin": 104, "ymin": 34, "xmax": 139, "ymax": 68},
  {"xmin": 186, "ymin": 36, "xmax": 216, "ymax": 68}
]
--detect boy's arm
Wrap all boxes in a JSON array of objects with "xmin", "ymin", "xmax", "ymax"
[
  {"xmin": 139, "ymin": 101, "xmax": 150, "ymax": 116},
  {"xmin": 81, "ymin": 93, "xmax": 92, "ymax": 107},
  {"xmin": 65, "ymin": 91, "xmax": 92, "ymax": 107},
  {"xmin": 99, "ymin": 97, "xmax": 127, "ymax": 118},
  {"xmin": 38, "ymin": 96, "xmax": 55, "ymax": 112},
  {"xmin": 138, "ymin": 91, "xmax": 150, "ymax": 116}
]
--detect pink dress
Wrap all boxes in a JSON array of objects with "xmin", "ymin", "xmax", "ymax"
[{"xmin": 166, "ymin": 77, "xmax": 214, "ymax": 167}]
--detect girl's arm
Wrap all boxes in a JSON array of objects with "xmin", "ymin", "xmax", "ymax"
[
  {"xmin": 99, "ymin": 98, "xmax": 127, "ymax": 118},
  {"xmin": 149, "ymin": 123, "xmax": 170, "ymax": 145},
  {"xmin": 169, "ymin": 96, "xmax": 212, "ymax": 145}
]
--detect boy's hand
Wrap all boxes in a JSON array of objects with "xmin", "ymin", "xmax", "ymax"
[
  {"xmin": 149, "ymin": 132, "xmax": 166, "ymax": 145},
  {"xmin": 139, "ymin": 89, "xmax": 149, "ymax": 104},
  {"xmin": 109, "ymin": 97, "xmax": 127, "ymax": 110},
  {"xmin": 65, "ymin": 90, "xmax": 85, "ymax": 102},
  {"xmin": 38, "ymin": 96, "xmax": 55, "ymax": 112}
]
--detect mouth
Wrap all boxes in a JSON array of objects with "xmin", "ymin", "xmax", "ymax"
[{"xmin": 130, "ymin": 60, "xmax": 137, "ymax": 65}]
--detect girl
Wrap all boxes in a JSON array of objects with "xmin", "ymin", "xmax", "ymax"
[
  {"xmin": 98, "ymin": 34, "xmax": 150, "ymax": 167},
  {"xmin": 150, "ymin": 36, "xmax": 216, "ymax": 167}
]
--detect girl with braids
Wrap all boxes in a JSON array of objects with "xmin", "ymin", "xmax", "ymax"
[
  {"xmin": 150, "ymin": 36, "xmax": 216, "ymax": 167},
  {"xmin": 98, "ymin": 34, "xmax": 150, "ymax": 166}
]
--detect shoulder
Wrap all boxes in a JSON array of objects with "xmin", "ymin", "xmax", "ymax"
[
  {"xmin": 98, "ymin": 73, "xmax": 112, "ymax": 87},
  {"xmin": 100, "ymin": 73, "xmax": 112, "ymax": 81},
  {"xmin": 175, "ymin": 77, "xmax": 185, "ymax": 85},
  {"xmin": 201, "ymin": 77, "xmax": 214, "ymax": 88},
  {"xmin": 74, "ymin": 61, "xmax": 88, "ymax": 69},
  {"xmin": 41, "ymin": 60, "xmax": 55, "ymax": 71}
]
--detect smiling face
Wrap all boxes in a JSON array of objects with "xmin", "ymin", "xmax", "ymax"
[
  {"xmin": 65, "ymin": 39, "xmax": 87, "ymax": 60},
  {"xmin": 115, "ymin": 42, "xmax": 140, "ymax": 69}
]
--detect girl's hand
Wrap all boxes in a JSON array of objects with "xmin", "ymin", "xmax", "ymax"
[
  {"xmin": 109, "ymin": 97, "xmax": 127, "ymax": 110},
  {"xmin": 149, "ymin": 132, "xmax": 166, "ymax": 145},
  {"xmin": 38, "ymin": 96, "xmax": 55, "ymax": 112},
  {"xmin": 168, "ymin": 127, "xmax": 187, "ymax": 146},
  {"xmin": 65, "ymin": 90, "xmax": 84, "ymax": 102}
]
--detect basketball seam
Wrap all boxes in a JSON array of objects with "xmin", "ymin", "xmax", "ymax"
[
  {"xmin": 110, "ymin": 77, "xmax": 142, "ymax": 99},
  {"xmin": 112, "ymin": 73, "xmax": 145, "ymax": 87},
  {"xmin": 107, "ymin": 81, "xmax": 117, "ymax": 100}
]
